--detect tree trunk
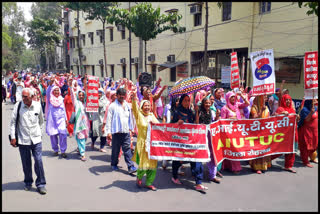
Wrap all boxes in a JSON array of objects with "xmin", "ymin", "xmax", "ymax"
[
  {"xmin": 45, "ymin": 46, "xmax": 49, "ymax": 72},
  {"xmin": 103, "ymin": 20, "xmax": 108, "ymax": 77},
  {"xmin": 77, "ymin": 9, "xmax": 83, "ymax": 76},
  {"xmin": 144, "ymin": 40, "xmax": 147, "ymax": 73},
  {"xmin": 138, "ymin": 37, "xmax": 143, "ymax": 73},
  {"xmin": 204, "ymin": 1, "xmax": 209, "ymax": 76}
]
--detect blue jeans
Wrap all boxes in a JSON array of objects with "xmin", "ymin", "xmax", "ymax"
[
  {"xmin": 91, "ymin": 136, "xmax": 106, "ymax": 149},
  {"xmin": 172, "ymin": 161, "xmax": 203, "ymax": 185},
  {"xmin": 18, "ymin": 143, "xmax": 46, "ymax": 188},
  {"xmin": 111, "ymin": 133, "xmax": 134, "ymax": 169}
]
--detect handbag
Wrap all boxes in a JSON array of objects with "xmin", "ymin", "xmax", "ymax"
[{"xmin": 9, "ymin": 101, "xmax": 22, "ymax": 146}]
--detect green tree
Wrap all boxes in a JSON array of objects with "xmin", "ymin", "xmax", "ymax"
[
  {"xmin": 2, "ymin": 2, "xmax": 26, "ymax": 71},
  {"xmin": 21, "ymin": 49, "xmax": 37, "ymax": 69},
  {"xmin": 31, "ymin": 2, "xmax": 62, "ymax": 20},
  {"xmin": 298, "ymin": 2, "xmax": 318, "ymax": 16},
  {"xmin": 79, "ymin": 2, "xmax": 118, "ymax": 77},
  {"xmin": 27, "ymin": 17, "xmax": 62, "ymax": 71},
  {"xmin": 108, "ymin": 2, "xmax": 186, "ymax": 73},
  {"xmin": 30, "ymin": 2, "xmax": 63, "ymax": 71}
]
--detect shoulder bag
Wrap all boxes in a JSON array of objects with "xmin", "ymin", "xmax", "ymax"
[{"xmin": 9, "ymin": 101, "xmax": 22, "ymax": 146}]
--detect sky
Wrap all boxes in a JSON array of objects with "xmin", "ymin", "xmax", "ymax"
[{"xmin": 17, "ymin": 2, "xmax": 33, "ymax": 47}]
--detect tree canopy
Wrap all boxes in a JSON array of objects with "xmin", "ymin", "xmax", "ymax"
[
  {"xmin": 298, "ymin": 2, "xmax": 318, "ymax": 16},
  {"xmin": 108, "ymin": 2, "xmax": 186, "ymax": 42}
]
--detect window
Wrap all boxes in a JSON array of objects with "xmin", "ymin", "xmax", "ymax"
[
  {"xmin": 76, "ymin": 37, "xmax": 79, "ymax": 48},
  {"xmin": 77, "ymin": 65, "xmax": 79, "ymax": 75},
  {"xmin": 121, "ymin": 29, "xmax": 126, "ymax": 40},
  {"xmin": 122, "ymin": 65, "xmax": 126, "ymax": 78},
  {"xmin": 111, "ymin": 65, "xmax": 114, "ymax": 78},
  {"xmin": 70, "ymin": 65, "xmax": 73, "ymax": 71},
  {"xmin": 100, "ymin": 32, "xmax": 103, "ymax": 43},
  {"xmin": 110, "ymin": 29, "xmax": 113, "ymax": 42},
  {"xmin": 135, "ymin": 64, "xmax": 139, "ymax": 80},
  {"xmin": 70, "ymin": 38, "xmax": 73, "ymax": 48},
  {"xmin": 92, "ymin": 65, "xmax": 95, "ymax": 76},
  {"xmin": 89, "ymin": 32, "xmax": 94, "ymax": 45},
  {"xmin": 260, "ymin": 2, "xmax": 271, "ymax": 14},
  {"xmin": 152, "ymin": 65, "xmax": 157, "ymax": 81},
  {"xmin": 194, "ymin": 13, "xmax": 202, "ymax": 26},
  {"xmin": 222, "ymin": 2, "xmax": 232, "ymax": 21},
  {"xmin": 274, "ymin": 58, "xmax": 302, "ymax": 83},
  {"xmin": 100, "ymin": 65, "xmax": 104, "ymax": 77},
  {"xmin": 82, "ymin": 35, "xmax": 85, "ymax": 46},
  {"xmin": 170, "ymin": 67, "xmax": 176, "ymax": 82}
]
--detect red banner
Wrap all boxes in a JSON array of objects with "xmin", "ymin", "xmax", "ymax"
[
  {"xmin": 86, "ymin": 75, "xmax": 99, "ymax": 112},
  {"xmin": 210, "ymin": 114, "xmax": 296, "ymax": 165},
  {"xmin": 304, "ymin": 51, "xmax": 318, "ymax": 90},
  {"xmin": 230, "ymin": 52, "xmax": 240, "ymax": 89},
  {"xmin": 146, "ymin": 123, "xmax": 210, "ymax": 162}
]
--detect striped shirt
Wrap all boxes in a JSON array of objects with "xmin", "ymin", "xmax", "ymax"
[{"xmin": 105, "ymin": 99, "xmax": 134, "ymax": 134}]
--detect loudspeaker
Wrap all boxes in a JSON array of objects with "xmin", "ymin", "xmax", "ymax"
[{"xmin": 139, "ymin": 72, "xmax": 152, "ymax": 87}]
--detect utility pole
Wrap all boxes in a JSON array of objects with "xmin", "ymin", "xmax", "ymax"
[
  {"xmin": 138, "ymin": 38, "xmax": 143, "ymax": 73},
  {"xmin": 203, "ymin": 2, "xmax": 209, "ymax": 77},
  {"xmin": 76, "ymin": 6, "xmax": 83, "ymax": 76},
  {"xmin": 129, "ymin": 2, "xmax": 132, "ymax": 80},
  {"xmin": 145, "ymin": 40, "xmax": 147, "ymax": 73}
]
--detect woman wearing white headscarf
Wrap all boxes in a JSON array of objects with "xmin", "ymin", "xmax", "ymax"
[
  {"xmin": 89, "ymin": 88, "xmax": 110, "ymax": 152},
  {"xmin": 131, "ymin": 90, "xmax": 159, "ymax": 191},
  {"xmin": 46, "ymin": 79, "xmax": 68, "ymax": 158}
]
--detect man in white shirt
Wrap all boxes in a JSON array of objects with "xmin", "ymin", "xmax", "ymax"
[
  {"xmin": 15, "ymin": 75, "xmax": 25, "ymax": 103},
  {"xmin": 106, "ymin": 88, "xmax": 137, "ymax": 174},
  {"xmin": 10, "ymin": 88, "xmax": 47, "ymax": 195}
]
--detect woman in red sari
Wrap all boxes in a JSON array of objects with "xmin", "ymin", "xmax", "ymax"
[
  {"xmin": 298, "ymin": 99, "xmax": 318, "ymax": 167},
  {"xmin": 64, "ymin": 87, "xmax": 75, "ymax": 137},
  {"xmin": 274, "ymin": 94, "xmax": 299, "ymax": 173}
]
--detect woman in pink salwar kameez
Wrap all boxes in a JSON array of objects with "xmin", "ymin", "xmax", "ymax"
[{"xmin": 220, "ymin": 91, "xmax": 249, "ymax": 174}]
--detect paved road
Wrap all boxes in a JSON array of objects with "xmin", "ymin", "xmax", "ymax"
[{"xmin": 2, "ymin": 101, "xmax": 318, "ymax": 211}]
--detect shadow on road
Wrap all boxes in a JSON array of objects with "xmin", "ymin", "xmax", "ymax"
[
  {"xmin": 89, "ymin": 154, "xmax": 111, "ymax": 163},
  {"xmin": 99, "ymin": 180, "xmax": 148, "ymax": 193},
  {"xmin": 2, "ymin": 181, "xmax": 24, "ymax": 192}
]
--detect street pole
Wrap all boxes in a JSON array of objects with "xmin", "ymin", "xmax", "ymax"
[
  {"xmin": 77, "ymin": 8, "xmax": 83, "ymax": 76},
  {"xmin": 103, "ymin": 21, "xmax": 108, "ymax": 77},
  {"xmin": 129, "ymin": 2, "xmax": 132, "ymax": 80},
  {"xmin": 138, "ymin": 37, "xmax": 143, "ymax": 73},
  {"xmin": 204, "ymin": 1, "xmax": 209, "ymax": 77},
  {"xmin": 145, "ymin": 40, "xmax": 147, "ymax": 73}
]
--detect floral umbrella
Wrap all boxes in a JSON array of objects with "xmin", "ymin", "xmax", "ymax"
[{"xmin": 168, "ymin": 76, "xmax": 215, "ymax": 98}]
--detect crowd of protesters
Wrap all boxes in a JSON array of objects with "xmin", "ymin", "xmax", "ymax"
[{"xmin": 6, "ymin": 69, "xmax": 318, "ymax": 194}]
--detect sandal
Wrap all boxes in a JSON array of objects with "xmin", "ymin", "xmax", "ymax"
[
  {"xmin": 310, "ymin": 159, "xmax": 318, "ymax": 164},
  {"xmin": 210, "ymin": 178, "xmax": 221, "ymax": 184},
  {"xmin": 256, "ymin": 170, "xmax": 262, "ymax": 174},
  {"xmin": 171, "ymin": 177, "xmax": 182, "ymax": 185},
  {"xmin": 99, "ymin": 149, "xmax": 107, "ymax": 153},
  {"xmin": 305, "ymin": 163, "xmax": 314, "ymax": 168},
  {"xmin": 284, "ymin": 167, "xmax": 296, "ymax": 173},
  {"xmin": 217, "ymin": 171, "xmax": 223, "ymax": 178},
  {"xmin": 178, "ymin": 171, "xmax": 185, "ymax": 176},
  {"xmin": 81, "ymin": 156, "xmax": 87, "ymax": 161},
  {"xmin": 136, "ymin": 179, "xmax": 142, "ymax": 188},
  {"xmin": 145, "ymin": 185, "xmax": 157, "ymax": 191},
  {"xmin": 195, "ymin": 184, "xmax": 208, "ymax": 191}
]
